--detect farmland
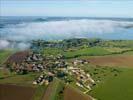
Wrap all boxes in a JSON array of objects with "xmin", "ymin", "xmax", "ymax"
[
  {"xmin": 0, "ymin": 84, "xmax": 35, "ymax": 100},
  {"xmin": 7, "ymin": 51, "xmax": 30, "ymax": 63},
  {"xmin": 90, "ymin": 68, "xmax": 133, "ymax": 100},
  {"xmin": 0, "ymin": 50, "xmax": 13, "ymax": 65},
  {"xmin": 0, "ymin": 72, "xmax": 40, "ymax": 86},
  {"xmin": 87, "ymin": 55, "xmax": 133, "ymax": 67},
  {"xmin": 64, "ymin": 85, "xmax": 92, "ymax": 100},
  {"xmin": 42, "ymin": 78, "xmax": 64, "ymax": 100},
  {"xmin": 0, "ymin": 38, "xmax": 133, "ymax": 100}
]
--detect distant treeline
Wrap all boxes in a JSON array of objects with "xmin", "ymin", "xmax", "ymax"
[{"xmin": 30, "ymin": 38, "xmax": 133, "ymax": 50}]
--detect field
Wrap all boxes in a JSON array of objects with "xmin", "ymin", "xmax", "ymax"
[
  {"xmin": 0, "ymin": 68, "xmax": 13, "ymax": 79},
  {"xmin": 64, "ymin": 85, "xmax": 92, "ymax": 100},
  {"xmin": 0, "ymin": 50, "xmax": 13, "ymax": 65},
  {"xmin": 63, "ymin": 47, "xmax": 110, "ymax": 58},
  {"xmin": 33, "ymin": 85, "xmax": 48, "ymax": 100},
  {"xmin": 87, "ymin": 55, "xmax": 133, "ymax": 67},
  {"xmin": 76, "ymin": 55, "xmax": 133, "ymax": 100},
  {"xmin": 42, "ymin": 78, "xmax": 64, "ymax": 100},
  {"xmin": 0, "ymin": 72, "xmax": 40, "ymax": 86},
  {"xmin": 42, "ymin": 46, "xmax": 133, "ymax": 59},
  {"xmin": 90, "ymin": 68, "xmax": 133, "ymax": 100},
  {"xmin": 0, "ymin": 84, "xmax": 35, "ymax": 100},
  {"xmin": 7, "ymin": 51, "xmax": 29, "ymax": 63},
  {"xmin": 0, "ymin": 39, "xmax": 133, "ymax": 100}
]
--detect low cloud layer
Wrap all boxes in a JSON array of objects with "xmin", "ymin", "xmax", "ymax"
[
  {"xmin": 0, "ymin": 19, "xmax": 133, "ymax": 50},
  {"xmin": 0, "ymin": 40, "xmax": 30, "ymax": 50}
]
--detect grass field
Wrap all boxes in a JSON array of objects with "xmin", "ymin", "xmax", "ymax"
[
  {"xmin": 42, "ymin": 48, "xmax": 63, "ymax": 56},
  {"xmin": 0, "ymin": 68, "xmax": 13, "ymax": 79},
  {"xmin": 0, "ymin": 50, "xmax": 13, "ymax": 65},
  {"xmin": 42, "ymin": 47, "xmax": 133, "ymax": 59},
  {"xmin": 90, "ymin": 68, "xmax": 133, "ymax": 100},
  {"xmin": 0, "ymin": 72, "xmax": 40, "ymax": 86},
  {"xmin": 63, "ymin": 47, "xmax": 110, "ymax": 58}
]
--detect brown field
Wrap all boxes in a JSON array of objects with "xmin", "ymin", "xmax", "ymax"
[
  {"xmin": 0, "ymin": 84, "xmax": 35, "ymax": 100},
  {"xmin": 64, "ymin": 85, "xmax": 92, "ymax": 100},
  {"xmin": 7, "ymin": 51, "xmax": 29, "ymax": 63},
  {"xmin": 88, "ymin": 55, "xmax": 133, "ymax": 67}
]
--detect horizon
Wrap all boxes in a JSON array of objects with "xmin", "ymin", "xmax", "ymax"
[
  {"xmin": 1, "ymin": 0, "xmax": 133, "ymax": 18},
  {"xmin": 1, "ymin": 16, "xmax": 133, "ymax": 19}
]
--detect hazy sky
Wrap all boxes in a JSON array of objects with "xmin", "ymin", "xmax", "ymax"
[{"xmin": 0, "ymin": 0, "xmax": 133, "ymax": 17}]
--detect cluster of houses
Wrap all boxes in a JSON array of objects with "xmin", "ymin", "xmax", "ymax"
[
  {"xmin": 68, "ymin": 66, "xmax": 95, "ymax": 90},
  {"xmin": 32, "ymin": 59, "xmax": 68, "ymax": 85},
  {"xmin": 73, "ymin": 59, "xmax": 89, "ymax": 66},
  {"xmin": 7, "ymin": 51, "xmax": 95, "ymax": 90},
  {"xmin": 33, "ymin": 72, "xmax": 54, "ymax": 85},
  {"xmin": 7, "ymin": 52, "xmax": 45, "ymax": 73},
  {"xmin": 68, "ymin": 59, "xmax": 95, "ymax": 90}
]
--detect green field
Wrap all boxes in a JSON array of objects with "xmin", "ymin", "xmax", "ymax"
[
  {"xmin": 42, "ymin": 48, "xmax": 63, "ymax": 56},
  {"xmin": 90, "ymin": 68, "xmax": 133, "ymax": 100},
  {"xmin": 0, "ymin": 50, "xmax": 13, "ymax": 65},
  {"xmin": 63, "ymin": 47, "xmax": 110, "ymax": 58},
  {"xmin": 42, "ymin": 46, "xmax": 133, "ymax": 59},
  {"xmin": 0, "ymin": 72, "xmax": 40, "ymax": 86},
  {"xmin": 42, "ymin": 47, "xmax": 111, "ymax": 58}
]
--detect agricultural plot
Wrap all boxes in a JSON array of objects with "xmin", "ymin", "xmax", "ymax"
[
  {"xmin": 0, "ymin": 72, "xmax": 40, "ymax": 86},
  {"xmin": 0, "ymin": 84, "xmax": 35, "ymax": 100},
  {"xmin": 64, "ymin": 85, "xmax": 92, "ymax": 100},
  {"xmin": 0, "ymin": 50, "xmax": 13, "ymax": 65},
  {"xmin": 76, "ymin": 57, "xmax": 133, "ymax": 100},
  {"xmin": 42, "ymin": 46, "xmax": 133, "ymax": 59},
  {"xmin": 63, "ymin": 47, "xmax": 110, "ymax": 58},
  {"xmin": 0, "ymin": 68, "xmax": 12, "ymax": 79},
  {"xmin": 0, "ymin": 39, "xmax": 133, "ymax": 100},
  {"xmin": 42, "ymin": 78, "xmax": 64, "ymax": 100},
  {"xmin": 33, "ymin": 85, "xmax": 48, "ymax": 100},
  {"xmin": 7, "ymin": 51, "xmax": 30, "ymax": 63},
  {"xmin": 87, "ymin": 55, "xmax": 133, "ymax": 68},
  {"xmin": 90, "ymin": 68, "xmax": 133, "ymax": 100}
]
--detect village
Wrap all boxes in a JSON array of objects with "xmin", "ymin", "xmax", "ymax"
[{"xmin": 6, "ymin": 51, "xmax": 95, "ymax": 92}]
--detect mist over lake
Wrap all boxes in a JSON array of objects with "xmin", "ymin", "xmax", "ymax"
[{"xmin": 0, "ymin": 16, "xmax": 133, "ymax": 49}]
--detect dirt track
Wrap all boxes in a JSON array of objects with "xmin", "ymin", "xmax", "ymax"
[
  {"xmin": 0, "ymin": 84, "xmax": 35, "ymax": 100},
  {"xmin": 88, "ymin": 55, "xmax": 133, "ymax": 67}
]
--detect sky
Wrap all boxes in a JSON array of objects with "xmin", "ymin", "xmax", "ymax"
[{"xmin": 0, "ymin": 0, "xmax": 133, "ymax": 18}]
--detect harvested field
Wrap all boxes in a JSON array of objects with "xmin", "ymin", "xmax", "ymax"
[
  {"xmin": 88, "ymin": 55, "xmax": 133, "ymax": 67},
  {"xmin": 7, "ymin": 51, "xmax": 29, "ymax": 63},
  {"xmin": 0, "ymin": 84, "xmax": 35, "ymax": 100},
  {"xmin": 64, "ymin": 85, "xmax": 92, "ymax": 100}
]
